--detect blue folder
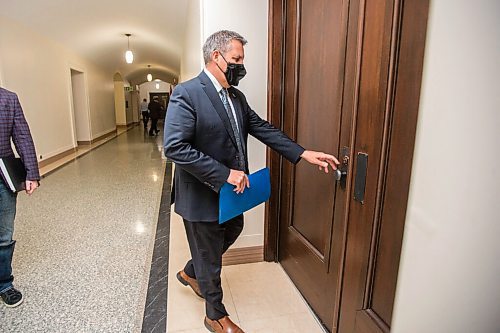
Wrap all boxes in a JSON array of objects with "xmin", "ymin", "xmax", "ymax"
[{"xmin": 219, "ymin": 167, "xmax": 271, "ymax": 224}]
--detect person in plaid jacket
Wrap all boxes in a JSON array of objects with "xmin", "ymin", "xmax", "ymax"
[{"xmin": 0, "ymin": 87, "xmax": 40, "ymax": 308}]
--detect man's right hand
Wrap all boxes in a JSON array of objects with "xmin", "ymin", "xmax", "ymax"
[
  {"xmin": 227, "ymin": 169, "xmax": 250, "ymax": 194},
  {"xmin": 25, "ymin": 180, "xmax": 39, "ymax": 195}
]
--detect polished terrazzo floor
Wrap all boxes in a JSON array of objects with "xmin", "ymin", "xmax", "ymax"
[
  {"xmin": 1, "ymin": 126, "xmax": 166, "ymax": 332},
  {"xmin": 1, "ymin": 124, "xmax": 325, "ymax": 333}
]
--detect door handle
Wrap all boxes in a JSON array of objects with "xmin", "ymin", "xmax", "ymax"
[
  {"xmin": 334, "ymin": 169, "xmax": 347, "ymax": 181},
  {"xmin": 334, "ymin": 147, "xmax": 350, "ymax": 189}
]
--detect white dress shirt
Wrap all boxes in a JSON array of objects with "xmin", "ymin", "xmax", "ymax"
[{"xmin": 203, "ymin": 68, "xmax": 240, "ymax": 132}]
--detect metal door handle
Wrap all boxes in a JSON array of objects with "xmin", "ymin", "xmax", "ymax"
[
  {"xmin": 335, "ymin": 147, "xmax": 350, "ymax": 189},
  {"xmin": 334, "ymin": 169, "xmax": 347, "ymax": 181}
]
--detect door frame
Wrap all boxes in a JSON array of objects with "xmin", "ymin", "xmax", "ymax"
[
  {"xmin": 265, "ymin": 0, "xmax": 430, "ymax": 329},
  {"xmin": 68, "ymin": 65, "xmax": 92, "ymax": 145},
  {"xmin": 264, "ymin": 0, "xmax": 287, "ymax": 262}
]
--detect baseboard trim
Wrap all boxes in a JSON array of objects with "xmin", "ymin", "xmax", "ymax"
[
  {"xmin": 78, "ymin": 128, "xmax": 117, "ymax": 145},
  {"xmin": 222, "ymin": 246, "xmax": 264, "ymax": 266},
  {"xmin": 38, "ymin": 147, "xmax": 77, "ymax": 168}
]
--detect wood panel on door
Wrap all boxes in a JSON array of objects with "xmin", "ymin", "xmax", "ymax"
[
  {"xmin": 338, "ymin": 0, "xmax": 430, "ymax": 332},
  {"xmin": 277, "ymin": 0, "xmax": 350, "ymax": 330}
]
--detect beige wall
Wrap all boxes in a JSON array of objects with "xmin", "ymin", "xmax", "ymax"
[
  {"xmin": 0, "ymin": 16, "xmax": 115, "ymax": 159},
  {"xmin": 114, "ymin": 81, "xmax": 127, "ymax": 126},
  {"xmin": 0, "ymin": 49, "xmax": 4, "ymax": 86},
  {"xmin": 180, "ymin": 0, "xmax": 204, "ymax": 82},
  {"xmin": 392, "ymin": 1, "xmax": 500, "ymax": 332},
  {"xmin": 130, "ymin": 90, "xmax": 140, "ymax": 123},
  {"xmin": 201, "ymin": 0, "xmax": 269, "ymax": 248},
  {"xmin": 86, "ymin": 68, "xmax": 116, "ymax": 139}
]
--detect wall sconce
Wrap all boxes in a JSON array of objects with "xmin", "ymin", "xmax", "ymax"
[
  {"xmin": 125, "ymin": 33, "xmax": 134, "ymax": 64},
  {"xmin": 147, "ymin": 65, "xmax": 153, "ymax": 82}
]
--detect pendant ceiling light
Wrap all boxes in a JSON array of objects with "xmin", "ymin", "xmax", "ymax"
[
  {"xmin": 125, "ymin": 34, "xmax": 134, "ymax": 64},
  {"xmin": 147, "ymin": 65, "xmax": 153, "ymax": 82}
]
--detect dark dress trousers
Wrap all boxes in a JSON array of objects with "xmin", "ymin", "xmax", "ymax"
[
  {"xmin": 163, "ymin": 71, "xmax": 304, "ymax": 319},
  {"xmin": 148, "ymin": 101, "xmax": 162, "ymax": 136}
]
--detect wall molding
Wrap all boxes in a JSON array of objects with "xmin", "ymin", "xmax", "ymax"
[
  {"xmin": 77, "ymin": 128, "xmax": 117, "ymax": 145},
  {"xmin": 222, "ymin": 246, "xmax": 264, "ymax": 266},
  {"xmin": 92, "ymin": 127, "xmax": 117, "ymax": 140},
  {"xmin": 38, "ymin": 147, "xmax": 76, "ymax": 168}
]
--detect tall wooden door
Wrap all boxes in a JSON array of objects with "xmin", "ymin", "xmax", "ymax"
[
  {"xmin": 268, "ymin": 0, "xmax": 429, "ymax": 332},
  {"xmin": 276, "ymin": 0, "xmax": 351, "ymax": 330}
]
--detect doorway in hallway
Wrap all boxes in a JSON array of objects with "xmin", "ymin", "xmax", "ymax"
[
  {"xmin": 149, "ymin": 92, "xmax": 170, "ymax": 119},
  {"xmin": 69, "ymin": 68, "xmax": 91, "ymax": 145}
]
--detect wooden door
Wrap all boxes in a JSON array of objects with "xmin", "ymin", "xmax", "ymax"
[
  {"xmin": 275, "ymin": 0, "xmax": 350, "ymax": 330},
  {"xmin": 337, "ymin": 1, "xmax": 430, "ymax": 331},
  {"xmin": 267, "ymin": 0, "xmax": 429, "ymax": 332}
]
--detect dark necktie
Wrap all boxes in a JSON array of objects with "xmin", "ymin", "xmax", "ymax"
[{"xmin": 220, "ymin": 89, "xmax": 245, "ymax": 169}]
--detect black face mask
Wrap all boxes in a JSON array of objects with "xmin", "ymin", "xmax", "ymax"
[{"xmin": 217, "ymin": 52, "xmax": 247, "ymax": 86}]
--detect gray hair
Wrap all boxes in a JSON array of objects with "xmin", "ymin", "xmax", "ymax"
[{"xmin": 203, "ymin": 30, "xmax": 248, "ymax": 64}]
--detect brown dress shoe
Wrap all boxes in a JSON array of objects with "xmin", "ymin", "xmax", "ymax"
[
  {"xmin": 176, "ymin": 270, "xmax": 203, "ymax": 298},
  {"xmin": 204, "ymin": 316, "xmax": 245, "ymax": 333}
]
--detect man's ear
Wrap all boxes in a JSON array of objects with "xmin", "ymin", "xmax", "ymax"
[{"xmin": 211, "ymin": 50, "xmax": 220, "ymax": 63}]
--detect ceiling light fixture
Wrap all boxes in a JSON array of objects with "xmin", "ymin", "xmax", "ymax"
[
  {"xmin": 125, "ymin": 33, "xmax": 134, "ymax": 64},
  {"xmin": 147, "ymin": 65, "xmax": 153, "ymax": 82}
]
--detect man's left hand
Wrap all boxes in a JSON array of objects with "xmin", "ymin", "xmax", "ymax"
[
  {"xmin": 300, "ymin": 150, "xmax": 340, "ymax": 173},
  {"xmin": 25, "ymin": 180, "xmax": 39, "ymax": 195}
]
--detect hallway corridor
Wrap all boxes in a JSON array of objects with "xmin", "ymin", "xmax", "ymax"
[
  {"xmin": 0, "ymin": 126, "xmax": 324, "ymax": 333},
  {"xmin": 1, "ymin": 127, "xmax": 166, "ymax": 332},
  {"xmin": 1, "ymin": 1, "xmax": 499, "ymax": 332}
]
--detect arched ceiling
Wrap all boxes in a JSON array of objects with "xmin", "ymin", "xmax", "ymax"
[
  {"xmin": 127, "ymin": 67, "xmax": 178, "ymax": 86},
  {"xmin": 1, "ymin": 0, "xmax": 188, "ymax": 85}
]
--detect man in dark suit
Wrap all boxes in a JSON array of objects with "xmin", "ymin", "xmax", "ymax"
[
  {"xmin": 164, "ymin": 30, "xmax": 338, "ymax": 333},
  {"xmin": 148, "ymin": 96, "xmax": 162, "ymax": 136},
  {"xmin": 0, "ymin": 87, "xmax": 40, "ymax": 308}
]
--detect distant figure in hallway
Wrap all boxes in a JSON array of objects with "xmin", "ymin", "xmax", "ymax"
[
  {"xmin": 0, "ymin": 87, "xmax": 40, "ymax": 308},
  {"xmin": 140, "ymin": 98, "xmax": 149, "ymax": 130},
  {"xmin": 164, "ymin": 30, "xmax": 339, "ymax": 333},
  {"xmin": 148, "ymin": 97, "xmax": 162, "ymax": 136}
]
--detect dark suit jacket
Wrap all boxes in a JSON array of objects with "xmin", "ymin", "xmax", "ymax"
[
  {"xmin": 148, "ymin": 101, "xmax": 162, "ymax": 120},
  {"xmin": 0, "ymin": 88, "xmax": 40, "ymax": 181},
  {"xmin": 163, "ymin": 71, "xmax": 304, "ymax": 222}
]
